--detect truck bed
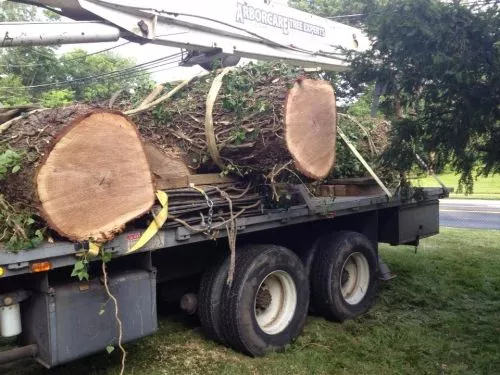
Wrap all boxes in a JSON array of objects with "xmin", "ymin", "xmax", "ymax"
[{"xmin": 0, "ymin": 187, "xmax": 447, "ymax": 278}]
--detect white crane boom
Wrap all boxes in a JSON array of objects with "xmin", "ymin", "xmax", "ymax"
[{"xmin": 0, "ymin": 0, "xmax": 370, "ymax": 71}]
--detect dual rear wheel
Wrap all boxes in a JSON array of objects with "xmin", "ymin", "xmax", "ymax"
[
  {"xmin": 308, "ymin": 231, "xmax": 379, "ymax": 322},
  {"xmin": 198, "ymin": 245, "xmax": 308, "ymax": 356},
  {"xmin": 198, "ymin": 231, "xmax": 379, "ymax": 356}
]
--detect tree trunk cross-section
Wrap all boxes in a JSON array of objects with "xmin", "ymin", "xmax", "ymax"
[
  {"xmin": 285, "ymin": 78, "xmax": 337, "ymax": 179},
  {"xmin": 36, "ymin": 111, "xmax": 155, "ymax": 243}
]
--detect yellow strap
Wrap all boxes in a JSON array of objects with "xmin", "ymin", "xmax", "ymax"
[
  {"xmin": 87, "ymin": 242, "xmax": 101, "ymax": 257},
  {"xmin": 204, "ymin": 68, "xmax": 233, "ymax": 170},
  {"xmin": 189, "ymin": 183, "xmax": 205, "ymax": 196},
  {"xmin": 337, "ymin": 126, "xmax": 393, "ymax": 198},
  {"xmin": 126, "ymin": 190, "xmax": 169, "ymax": 254}
]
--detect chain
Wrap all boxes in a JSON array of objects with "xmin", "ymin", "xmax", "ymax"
[
  {"xmin": 206, "ymin": 196, "xmax": 214, "ymax": 233},
  {"xmin": 190, "ymin": 184, "xmax": 214, "ymax": 234}
]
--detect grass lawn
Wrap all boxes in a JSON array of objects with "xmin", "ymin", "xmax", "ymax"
[
  {"xmin": 2, "ymin": 228, "xmax": 500, "ymax": 375},
  {"xmin": 413, "ymin": 172, "xmax": 500, "ymax": 200}
]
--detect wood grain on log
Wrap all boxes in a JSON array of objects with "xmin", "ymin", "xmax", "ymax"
[
  {"xmin": 35, "ymin": 111, "xmax": 154, "ymax": 242},
  {"xmin": 285, "ymin": 78, "xmax": 337, "ymax": 179}
]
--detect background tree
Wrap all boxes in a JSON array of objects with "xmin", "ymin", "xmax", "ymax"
[
  {"xmin": 57, "ymin": 49, "xmax": 152, "ymax": 102},
  {"xmin": 0, "ymin": 74, "xmax": 31, "ymax": 106},
  {"xmin": 0, "ymin": 3, "xmax": 154, "ymax": 106},
  {"xmin": 345, "ymin": 0, "xmax": 499, "ymax": 192},
  {"xmin": 290, "ymin": 0, "xmax": 499, "ymax": 192},
  {"xmin": 288, "ymin": 0, "xmax": 384, "ymax": 26}
]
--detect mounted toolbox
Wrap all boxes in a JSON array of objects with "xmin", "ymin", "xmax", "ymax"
[
  {"xmin": 379, "ymin": 200, "xmax": 440, "ymax": 245},
  {"xmin": 21, "ymin": 269, "xmax": 156, "ymax": 367}
]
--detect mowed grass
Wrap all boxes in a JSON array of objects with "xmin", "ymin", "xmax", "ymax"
[
  {"xmin": 2, "ymin": 228, "xmax": 500, "ymax": 375},
  {"xmin": 413, "ymin": 172, "xmax": 500, "ymax": 199}
]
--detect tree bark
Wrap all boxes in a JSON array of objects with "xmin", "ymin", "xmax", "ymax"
[{"xmin": 132, "ymin": 64, "xmax": 337, "ymax": 182}]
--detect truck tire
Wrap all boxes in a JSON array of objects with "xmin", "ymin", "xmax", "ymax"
[
  {"xmin": 221, "ymin": 245, "xmax": 309, "ymax": 356},
  {"xmin": 311, "ymin": 231, "xmax": 378, "ymax": 322},
  {"xmin": 198, "ymin": 256, "xmax": 230, "ymax": 344}
]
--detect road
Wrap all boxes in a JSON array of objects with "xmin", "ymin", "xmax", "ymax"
[{"xmin": 440, "ymin": 199, "xmax": 500, "ymax": 230}]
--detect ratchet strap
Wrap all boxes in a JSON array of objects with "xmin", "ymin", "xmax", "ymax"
[
  {"xmin": 79, "ymin": 191, "xmax": 169, "ymax": 259},
  {"xmin": 337, "ymin": 125, "xmax": 393, "ymax": 198},
  {"xmin": 189, "ymin": 183, "xmax": 208, "ymax": 199},
  {"xmin": 126, "ymin": 190, "xmax": 169, "ymax": 254}
]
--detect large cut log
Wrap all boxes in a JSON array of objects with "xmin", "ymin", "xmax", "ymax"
[
  {"xmin": 0, "ymin": 108, "xmax": 155, "ymax": 243},
  {"xmin": 0, "ymin": 63, "xmax": 344, "ymax": 248},
  {"xmin": 285, "ymin": 78, "xmax": 337, "ymax": 179},
  {"xmin": 144, "ymin": 143, "xmax": 192, "ymax": 189},
  {"xmin": 133, "ymin": 62, "xmax": 337, "ymax": 182}
]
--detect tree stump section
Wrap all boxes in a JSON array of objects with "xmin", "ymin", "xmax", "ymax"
[
  {"xmin": 35, "ymin": 111, "xmax": 155, "ymax": 242},
  {"xmin": 285, "ymin": 78, "xmax": 337, "ymax": 179}
]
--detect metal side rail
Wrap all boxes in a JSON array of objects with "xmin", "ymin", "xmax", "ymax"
[{"xmin": 0, "ymin": 187, "xmax": 447, "ymax": 278}]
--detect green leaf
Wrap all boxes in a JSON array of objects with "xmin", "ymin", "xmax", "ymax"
[
  {"xmin": 71, "ymin": 260, "xmax": 89, "ymax": 281},
  {"xmin": 101, "ymin": 251, "xmax": 112, "ymax": 264},
  {"xmin": 11, "ymin": 165, "xmax": 21, "ymax": 173},
  {"xmin": 73, "ymin": 260, "xmax": 84, "ymax": 271},
  {"xmin": 105, "ymin": 345, "xmax": 115, "ymax": 354}
]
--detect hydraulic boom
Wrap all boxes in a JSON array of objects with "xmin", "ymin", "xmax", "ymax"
[{"xmin": 1, "ymin": 0, "xmax": 370, "ymax": 71}]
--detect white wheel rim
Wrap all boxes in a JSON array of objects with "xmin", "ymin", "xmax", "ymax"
[
  {"xmin": 254, "ymin": 270, "xmax": 297, "ymax": 335},
  {"xmin": 340, "ymin": 252, "xmax": 370, "ymax": 305}
]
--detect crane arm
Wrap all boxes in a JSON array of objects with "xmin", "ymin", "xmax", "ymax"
[{"xmin": 1, "ymin": 0, "xmax": 370, "ymax": 71}]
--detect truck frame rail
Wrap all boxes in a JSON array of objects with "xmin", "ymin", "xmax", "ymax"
[{"xmin": 0, "ymin": 187, "xmax": 447, "ymax": 279}]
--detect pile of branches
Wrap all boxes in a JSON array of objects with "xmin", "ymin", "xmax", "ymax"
[
  {"xmin": 0, "ymin": 62, "xmax": 395, "ymax": 250},
  {"xmin": 134, "ymin": 62, "xmax": 317, "ymax": 178},
  {"xmin": 160, "ymin": 183, "xmax": 261, "ymax": 231},
  {"xmin": 330, "ymin": 113, "xmax": 398, "ymax": 187}
]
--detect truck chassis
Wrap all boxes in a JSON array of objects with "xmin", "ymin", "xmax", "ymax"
[{"xmin": 0, "ymin": 186, "xmax": 445, "ymax": 367}]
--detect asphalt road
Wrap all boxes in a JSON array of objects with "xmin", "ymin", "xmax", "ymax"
[{"xmin": 440, "ymin": 199, "xmax": 500, "ymax": 230}]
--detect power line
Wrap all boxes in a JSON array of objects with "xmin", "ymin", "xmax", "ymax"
[
  {"xmin": 30, "ymin": 57, "xmax": 181, "ymax": 90},
  {"xmin": 0, "ymin": 41, "xmax": 132, "ymax": 68},
  {"xmin": 327, "ymin": 13, "xmax": 367, "ymax": 19},
  {"xmin": 0, "ymin": 52, "xmax": 183, "ymax": 90},
  {"xmin": 0, "ymin": 62, "xmax": 186, "ymax": 100},
  {"xmin": 61, "ymin": 58, "xmax": 184, "ymax": 88},
  {"xmin": 0, "ymin": 58, "xmax": 183, "ymax": 100}
]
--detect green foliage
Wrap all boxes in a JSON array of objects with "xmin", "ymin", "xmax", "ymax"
[
  {"xmin": 331, "ymin": 115, "xmax": 397, "ymax": 186},
  {"xmin": 0, "ymin": 195, "xmax": 44, "ymax": 251},
  {"xmin": 0, "ymin": 46, "xmax": 154, "ymax": 105},
  {"xmin": 127, "ymin": 80, "xmax": 157, "ymax": 107},
  {"xmin": 221, "ymin": 62, "xmax": 294, "ymax": 121},
  {"xmin": 0, "ymin": 3, "xmax": 153, "ymax": 106},
  {"xmin": 221, "ymin": 71, "xmax": 257, "ymax": 119},
  {"xmin": 41, "ymin": 89, "xmax": 75, "ymax": 108},
  {"xmin": 100, "ymin": 250, "xmax": 113, "ymax": 264},
  {"xmin": 105, "ymin": 345, "xmax": 115, "ymax": 354},
  {"xmin": 0, "ymin": 74, "xmax": 31, "ymax": 106},
  {"xmin": 346, "ymin": 85, "xmax": 380, "ymax": 117},
  {"xmin": 345, "ymin": 0, "xmax": 500, "ymax": 193},
  {"xmin": 0, "ymin": 148, "xmax": 44, "ymax": 250},
  {"xmin": 0, "ymin": 2, "xmax": 38, "ymax": 22},
  {"xmin": 3, "ymin": 46, "xmax": 59, "ymax": 86},
  {"xmin": 71, "ymin": 258, "xmax": 90, "ymax": 281},
  {"xmin": 288, "ymin": 0, "xmax": 385, "ymax": 27},
  {"xmin": 70, "ymin": 249, "xmax": 111, "ymax": 282},
  {"xmin": 59, "ymin": 49, "xmax": 152, "ymax": 102},
  {"xmin": 0, "ymin": 148, "xmax": 22, "ymax": 179}
]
